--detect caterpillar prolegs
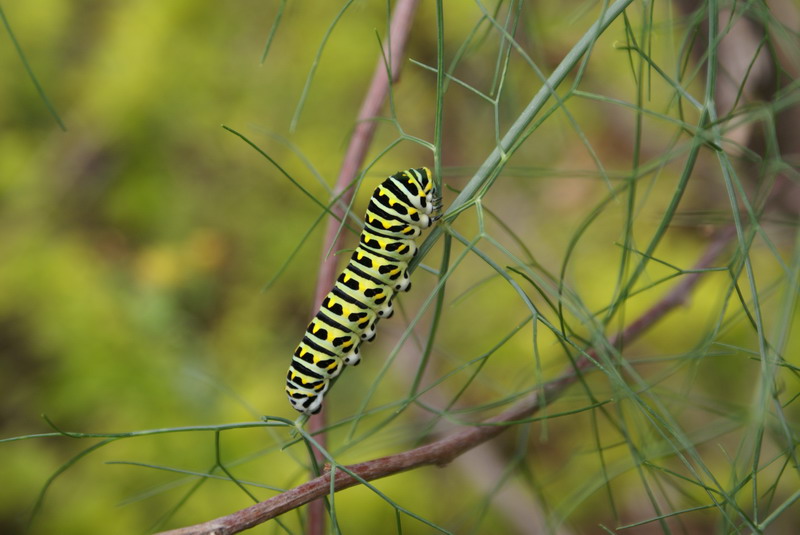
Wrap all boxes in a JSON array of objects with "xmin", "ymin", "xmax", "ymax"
[{"xmin": 285, "ymin": 167, "xmax": 441, "ymax": 414}]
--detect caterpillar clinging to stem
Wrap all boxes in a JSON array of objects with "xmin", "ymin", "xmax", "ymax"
[{"xmin": 285, "ymin": 167, "xmax": 441, "ymax": 415}]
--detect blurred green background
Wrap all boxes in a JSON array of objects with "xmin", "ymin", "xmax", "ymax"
[{"xmin": 2, "ymin": 1, "xmax": 799, "ymax": 534}]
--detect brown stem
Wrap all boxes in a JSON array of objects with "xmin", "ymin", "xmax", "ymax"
[
  {"xmin": 305, "ymin": 1, "xmax": 420, "ymax": 533},
  {"xmin": 156, "ymin": 227, "xmax": 735, "ymax": 535}
]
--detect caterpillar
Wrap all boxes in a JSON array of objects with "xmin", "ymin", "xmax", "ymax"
[{"xmin": 285, "ymin": 167, "xmax": 441, "ymax": 414}]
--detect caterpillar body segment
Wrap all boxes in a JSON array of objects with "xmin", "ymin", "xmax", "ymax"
[
  {"xmin": 293, "ymin": 337, "xmax": 348, "ymax": 378},
  {"xmin": 319, "ymin": 290, "xmax": 379, "ymax": 341},
  {"xmin": 358, "ymin": 228, "xmax": 419, "ymax": 263},
  {"xmin": 285, "ymin": 167, "xmax": 440, "ymax": 414},
  {"xmin": 336, "ymin": 263, "xmax": 396, "ymax": 317},
  {"xmin": 365, "ymin": 210, "xmax": 422, "ymax": 238},
  {"xmin": 349, "ymin": 248, "xmax": 411, "ymax": 292},
  {"xmin": 304, "ymin": 314, "xmax": 361, "ymax": 362}
]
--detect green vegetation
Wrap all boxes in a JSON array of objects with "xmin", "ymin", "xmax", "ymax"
[{"xmin": 1, "ymin": 1, "xmax": 798, "ymax": 534}]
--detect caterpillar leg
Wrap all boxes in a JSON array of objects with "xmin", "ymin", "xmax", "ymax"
[
  {"xmin": 360, "ymin": 319, "xmax": 377, "ymax": 341},
  {"xmin": 342, "ymin": 345, "xmax": 361, "ymax": 366}
]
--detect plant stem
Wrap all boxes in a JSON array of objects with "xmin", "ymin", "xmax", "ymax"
[{"xmin": 305, "ymin": 1, "xmax": 421, "ymax": 533}]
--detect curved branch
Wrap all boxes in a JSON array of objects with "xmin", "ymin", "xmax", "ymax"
[{"xmin": 157, "ymin": 227, "xmax": 735, "ymax": 535}]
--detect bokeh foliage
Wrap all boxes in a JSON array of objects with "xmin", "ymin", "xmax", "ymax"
[{"xmin": 1, "ymin": 1, "xmax": 798, "ymax": 534}]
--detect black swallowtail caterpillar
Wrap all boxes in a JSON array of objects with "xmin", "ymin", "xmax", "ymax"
[{"xmin": 285, "ymin": 167, "xmax": 441, "ymax": 414}]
